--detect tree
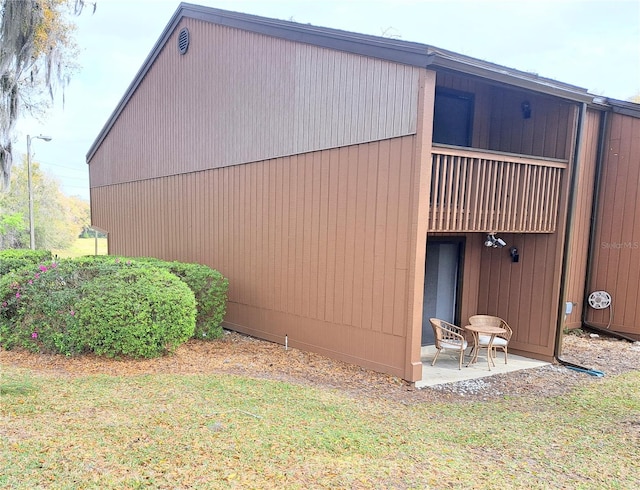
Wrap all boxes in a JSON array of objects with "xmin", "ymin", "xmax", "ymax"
[
  {"xmin": 0, "ymin": 0, "xmax": 95, "ymax": 191},
  {"xmin": 0, "ymin": 157, "xmax": 89, "ymax": 250},
  {"xmin": 0, "ymin": 210, "xmax": 26, "ymax": 248}
]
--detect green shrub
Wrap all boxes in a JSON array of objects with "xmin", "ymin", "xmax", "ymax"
[
  {"xmin": 0, "ymin": 260, "xmax": 84, "ymax": 354},
  {"xmin": 0, "ymin": 249, "xmax": 52, "ymax": 275},
  {"xmin": 0, "ymin": 259, "xmax": 196, "ymax": 358},
  {"xmin": 134, "ymin": 258, "xmax": 228, "ymax": 340},
  {"xmin": 170, "ymin": 262, "xmax": 228, "ymax": 340},
  {"xmin": 85, "ymin": 256, "xmax": 229, "ymax": 340},
  {"xmin": 74, "ymin": 267, "xmax": 196, "ymax": 358}
]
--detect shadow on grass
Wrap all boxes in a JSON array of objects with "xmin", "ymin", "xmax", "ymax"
[{"xmin": 0, "ymin": 375, "xmax": 38, "ymax": 396}]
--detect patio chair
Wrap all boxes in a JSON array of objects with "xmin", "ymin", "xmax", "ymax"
[
  {"xmin": 429, "ymin": 318, "xmax": 469, "ymax": 370},
  {"xmin": 469, "ymin": 315, "xmax": 513, "ymax": 364}
]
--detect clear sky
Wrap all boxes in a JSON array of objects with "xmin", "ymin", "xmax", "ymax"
[{"xmin": 14, "ymin": 0, "xmax": 640, "ymax": 202}]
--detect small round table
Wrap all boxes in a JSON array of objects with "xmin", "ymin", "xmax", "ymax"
[{"xmin": 465, "ymin": 324, "xmax": 507, "ymax": 371}]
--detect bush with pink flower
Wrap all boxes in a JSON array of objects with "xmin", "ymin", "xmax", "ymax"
[{"xmin": 0, "ymin": 253, "xmax": 218, "ymax": 358}]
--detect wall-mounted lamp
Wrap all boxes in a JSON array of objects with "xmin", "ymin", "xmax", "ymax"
[
  {"xmin": 484, "ymin": 233, "xmax": 506, "ymax": 248},
  {"xmin": 521, "ymin": 101, "xmax": 531, "ymax": 119},
  {"xmin": 510, "ymin": 247, "xmax": 519, "ymax": 263}
]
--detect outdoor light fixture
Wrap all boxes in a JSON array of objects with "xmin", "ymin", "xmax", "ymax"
[
  {"xmin": 26, "ymin": 134, "xmax": 53, "ymax": 250},
  {"xmin": 521, "ymin": 101, "xmax": 532, "ymax": 119},
  {"xmin": 484, "ymin": 233, "xmax": 507, "ymax": 248},
  {"xmin": 510, "ymin": 247, "xmax": 519, "ymax": 263}
]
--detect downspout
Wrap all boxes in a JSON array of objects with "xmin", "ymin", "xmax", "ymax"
[
  {"xmin": 553, "ymin": 102, "xmax": 599, "ymax": 371},
  {"xmin": 581, "ymin": 110, "xmax": 609, "ymax": 325},
  {"xmin": 555, "ymin": 106, "xmax": 629, "ymax": 372},
  {"xmin": 554, "ymin": 102, "xmax": 616, "ymax": 377},
  {"xmin": 578, "ymin": 111, "xmax": 636, "ymax": 343}
]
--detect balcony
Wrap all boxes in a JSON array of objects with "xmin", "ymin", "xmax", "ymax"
[{"xmin": 429, "ymin": 145, "xmax": 568, "ymax": 233}]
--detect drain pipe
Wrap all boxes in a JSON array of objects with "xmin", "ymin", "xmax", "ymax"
[
  {"xmin": 581, "ymin": 109, "xmax": 608, "ymax": 319},
  {"xmin": 553, "ymin": 102, "xmax": 605, "ymax": 375},
  {"xmin": 559, "ymin": 360, "xmax": 605, "ymax": 377},
  {"xmin": 578, "ymin": 110, "xmax": 637, "ymax": 343},
  {"xmin": 581, "ymin": 109, "xmax": 613, "ymax": 332}
]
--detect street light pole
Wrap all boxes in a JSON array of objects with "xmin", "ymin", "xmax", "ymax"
[{"xmin": 26, "ymin": 134, "xmax": 52, "ymax": 250}]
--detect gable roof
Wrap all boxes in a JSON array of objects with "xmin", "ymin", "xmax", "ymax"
[{"xmin": 86, "ymin": 2, "xmax": 605, "ymax": 162}]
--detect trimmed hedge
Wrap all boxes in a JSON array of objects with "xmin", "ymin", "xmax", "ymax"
[
  {"xmin": 74, "ymin": 267, "xmax": 196, "ymax": 358},
  {"xmin": 0, "ymin": 249, "xmax": 52, "ymax": 276},
  {"xmin": 0, "ymin": 258, "xmax": 196, "ymax": 357},
  {"xmin": 0, "ymin": 253, "xmax": 227, "ymax": 357},
  {"xmin": 70, "ymin": 255, "xmax": 228, "ymax": 340},
  {"xmin": 134, "ymin": 258, "xmax": 228, "ymax": 340}
]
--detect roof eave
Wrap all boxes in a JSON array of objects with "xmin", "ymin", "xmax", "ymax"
[
  {"xmin": 426, "ymin": 52, "xmax": 594, "ymax": 103},
  {"xmin": 608, "ymin": 98, "xmax": 640, "ymax": 118},
  {"xmin": 182, "ymin": 3, "xmax": 432, "ymax": 66}
]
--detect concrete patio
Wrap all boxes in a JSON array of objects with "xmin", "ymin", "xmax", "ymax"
[{"xmin": 416, "ymin": 345, "xmax": 549, "ymax": 388}]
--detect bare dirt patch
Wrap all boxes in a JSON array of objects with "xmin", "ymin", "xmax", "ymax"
[{"xmin": 2, "ymin": 330, "xmax": 639, "ymax": 403}]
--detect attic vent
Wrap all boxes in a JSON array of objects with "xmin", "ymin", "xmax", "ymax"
[{"xmin": 177, "ymin": 27, "xmax": 189, "ymax": 55}]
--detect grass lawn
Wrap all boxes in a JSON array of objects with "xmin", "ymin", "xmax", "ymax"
[
  {"xmin": 1, "ymin": 367, "xmax": 638, "ymax": 489},
  {"xmin": 52, "ymin": 237, "xmax": 108, "ymax": 259}
]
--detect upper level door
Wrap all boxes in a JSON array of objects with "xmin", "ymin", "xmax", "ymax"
[{"xmin": 432, "ymin": 87, "xmax": 474, "ymax": 147}]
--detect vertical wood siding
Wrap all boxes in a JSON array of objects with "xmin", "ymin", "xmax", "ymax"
[
  {"xmin": 437, "ymin": 72, "xmax": 574, "ymax": 160},
  {"xmin": 428, "ymin": 230, "xmax": 564, "ymax": 359},
  {"xmin": 89, "ymin": 18, "xmax": 420, "ymax": 188},
  {"xmin": 586, "ymin": 113, "xmax": 640, "ymax": 336},
  {"xmin": 91, "ymin": 136, "xmax": 419, "ymax": 378},
  {"xmin": 405, "ymin": 70, "xmax": 437, "ymax": 381},
  {"xmin": 486, "ymin": 87, "xmax": 573, "ymax": 160},
  {"xmin": 471, "ymin": 106, "xmax": 578, "ymax": 359},
  {"xmin": 475, "ymin": 232, "xmax": 563, "ymax": 357},
  {"xmin": 563, "ymin": 109, "xmax": 601, "ymax": 329}
]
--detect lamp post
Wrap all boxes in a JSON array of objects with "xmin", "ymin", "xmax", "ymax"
[{"xmin": 26, "ymin": 134, "xmax": 52, "ymax": 250}]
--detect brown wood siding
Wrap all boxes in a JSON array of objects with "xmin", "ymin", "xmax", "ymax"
[
  {"xmin": 91, "ymin": 135, "xmax": 421, "ymax": 379},
  {"xmin": 472, "ymin": 105, "xmax": 578, "ymax": 360},
  {"xmin": 586, "ymin": 112, "xmax": 640, "ymax": 336},
  {"xmin": 428, "ymin": 231, "xmax": 561, "ymax": 359},
  {"xmin": 405, "ymin": 70, "xmax": 437, "ymax": 381},
  {"xmin": 458, "ymin": 235, "xmax": 481, "ymax": 325},
  {"xmin": 563, "ymin": 109, "xmax": 601, "ymax": 329},
  {"xmin": 437, "ymin": 72, "xmax": 574, "ymax": 160},
  {"xmin": 487, "ymin": 87, "xmax": 573, "ymax": 160},
  {"xmin": 89, "ymin": 17, "xmax": 420, "ymax": 188},
  {"xmin": 475, "ymin": 232, "xmax": 562, "ymax": 357}
]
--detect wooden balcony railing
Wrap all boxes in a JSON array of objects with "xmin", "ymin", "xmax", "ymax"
[{"xmin": 429, "ymin": 145, "xmax": 568, "ymax": 233}]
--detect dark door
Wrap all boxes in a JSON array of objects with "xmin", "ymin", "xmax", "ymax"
[
  {"xmin": 422, "ymin": 239, "xmax": 463, "ymax": 345},
  {"xmin": 432, "ymin": 87, "xmax": 474, "ymax": 147}
]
